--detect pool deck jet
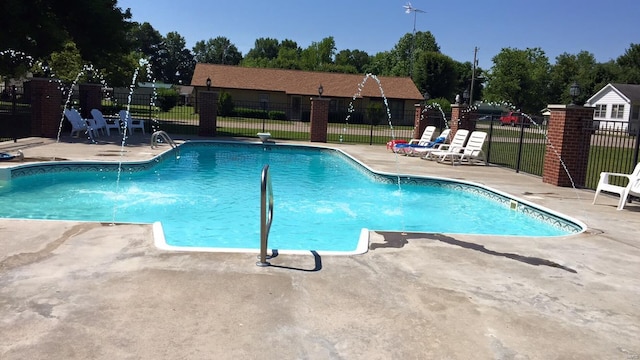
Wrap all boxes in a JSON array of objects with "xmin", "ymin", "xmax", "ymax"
[{"xmin": 1, "ymin": 135, "xmax": 639, "ymax": 359}]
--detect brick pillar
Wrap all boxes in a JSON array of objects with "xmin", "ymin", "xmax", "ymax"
[
  {"xmin": 542, "ymin": 105, "xmax": 595, "ymax": 187},
  {"xmin": 29, "ymin": 78, "xmax": 63, "ymax": 138},
  {"xmin": 198, "ymin": 91, "xmax": 218, "ymax": 137},
  {"xmin": 79, "ymin": 83, "xmax": 103, "ymax": 118},
  {"xmin": 310, "ymin": 97, "xmax": 329, "ymax": 142},
  {"xmin": 413, "ymin": 103, "xmax": 426, "ymax": 139}
]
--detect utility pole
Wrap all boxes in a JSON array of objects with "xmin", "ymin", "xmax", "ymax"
[{"xmin": 469, "ymin": 47, "xmax": 478, "ymax": 106}]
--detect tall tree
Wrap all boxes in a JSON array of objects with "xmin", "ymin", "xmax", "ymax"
[
  {"xmin": 300, "ymin": 37, "xmax": 336, "ymax": 71},
  {"xmin": 245, "ymin": 38, "xmax": 280, "ymax": 61},
  {"xmin": 616, "ymin": 43, "xmax": 640, "ymax": 84},
  {"xmin": 193, "ymin": 37, "xmax": 242, "ymax": 65},
  {"xmin": 0, "ymin": 0, "xmax": 132, "ymax": 75},
  {"xmin": 389, "ymin": 31, "xmax": 440, "ymax": 78},
  {"xmin": 412, "ymin": 52, "xmax": 458, "ymax": 100},
  {"xmin": 485, "ymin": 47, "xmax": 551, "ymax": 113},
  {"xmin": 549, "ymin": 51, "xmax": 598, "ymax": 105},
  {"xmin": 335, "ymin": 49, "xmax": 371, "ymax": 74}
]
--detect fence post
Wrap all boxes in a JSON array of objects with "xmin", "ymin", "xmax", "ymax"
[
  {"xmin": 79, "ymin": 83, "xmax": 102, "ymax": 119},
  {"xmin": 310, "ymin": 97, "xmax": 329, "ymax": 142},
  {"xmin": 198, "ymin": 90, "xmax": 218, "ymax": 137},
  {"xmin": 450, "ymin": 103, "xmax": 476, "ymax": 135},
  {"xmin": 29, "ymin": 78, "xmax": 62, "ymax": 138},
  {"xmin": 412, "ymin": 103, "xmax": 425, "ymax": 139},
  {"xmin": 543, "ymin": 104, "xmax": 595, "ymax": 187}
]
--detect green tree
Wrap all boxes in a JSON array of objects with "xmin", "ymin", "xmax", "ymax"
[
  {"xmin": 388, "ymin": 31, "xmax": 440, "ymax": 77},
  {"xmin": 1, "ymin": 0, "xmax": 132, "ymax": 79},
  {"xmin": 245, "ymin": 38, "xmax": 280, "ymax": 61},
  {"xmin": 549, "ymin": 51, "xmax": 598, "ymax": 105},
  {"xmin": 335, "ymin": 49, "xmax": 371, "ymax": 74},
  {"xmin": 193, "ymin": 37, "xmax": 242, "ymax": 65},
  {"xmin": 616, "ymin": 43, "xmax": 640, "ymax": 84},
  {"xmin": 412, "ymin": 51, "xmax": 458, "ymax": 101},
  {"xmin": 300, "ymin": 37, "xmax": 336, "ymax": 71},
  {"xmin": 485, "ymin": 47, "xmax": 551, "ymax": 113}
]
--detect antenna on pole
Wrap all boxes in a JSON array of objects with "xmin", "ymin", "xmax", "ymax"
[{"xmin": 403, "ymin": 2, "xmax": 426, "ymax": 78}]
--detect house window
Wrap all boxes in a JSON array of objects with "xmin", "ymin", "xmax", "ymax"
[
  {"xmin": 611, "ymin": 104, "xmax": 625, "ymax": 119},
  {"xmin": 594, "ymin": 104, "xmax": 607, "ymax": 118}
]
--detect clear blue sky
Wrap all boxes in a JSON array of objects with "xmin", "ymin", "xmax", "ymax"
[{"xmin": 117, "ymin": 0, "xmax": 638, "ymax": 71}]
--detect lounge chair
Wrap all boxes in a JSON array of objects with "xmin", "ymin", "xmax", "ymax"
[
  {"xmin": 63, "ymin": 108, "xmax": 96, "ymax": 139},
  {"xmin": 419, "ymin": 129, "xmax": 469, "ymax": 160},
  {"xmin": 592, "ymin": 162, "xmax": 640, "ymax": 210},
  {"xmin": 432, "ymin": 131, "xmax": 487, "ymax": 165},
  {"xmin": 392, "ymin": 126, "xmax": 436, "ymax": 154},
  {"xmin": 405, "ymin": 128, "xmax": 451, "ymax": 156},
  {"xmin": 91, "ymin": 109, "xmax": 122, "ymax": 136},
  {"xmin": 119, "ymin": 110, "xmax": 146, "ymax": 135}
]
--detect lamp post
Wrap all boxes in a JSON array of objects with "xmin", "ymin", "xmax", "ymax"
[
  {"xmin": 463, "ymin": 88, "xmax": 470, "ymax": 105},
  {"xmin": 318, "ymin": 84, "xmax": 324, "ymax": 98},
  {"xmin": 423, "ymin": 91, "xmax": 430, "ymax": 104},
  {"xmin": 206, "ymin": 77, "xmax": 211, "ymax": 91},
  {"xmin": 569, "ymin": 81, "xmax": 580, "ymax": 105}
]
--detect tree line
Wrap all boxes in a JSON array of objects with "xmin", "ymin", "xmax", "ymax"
[{"xmin": 1, "ymin": 0, "xmax": 639, "ymax": 114}]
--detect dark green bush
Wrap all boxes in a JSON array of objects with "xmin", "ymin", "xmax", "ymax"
[
  {"xmin": 233, "ymin": 107, "xmax": 268, "ymax": 119},
  {"xmin": 156, "ymin": 88, "xmax": 179, "ymax": 112},
  {"xmin": 218, "ymin": 91, "xmax": 234, "ymax": 116},
  {"xmin": 268, "ymin": 110, "xmax": 287, "ymax": 120}
]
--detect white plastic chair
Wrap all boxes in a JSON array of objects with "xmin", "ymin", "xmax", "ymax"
[
  {"xmin": 434, "ymin": 131, "xmax": 487, "ymax": 165},
  {"xmin": 421, "ymin": 129, "xmax": 469, "ymax": 160},
  {"xmin": 593, "ymin": 162, "xmax": 640, "ymax": 210},
  {"xmin": 393, "ymin": 126, "xmax": 436, "ymax": 154},
  {"xmin": 119, "ymin": 110, "xmax": 146, "ymax": 135},
  {"xmin": 91, "ymin": 109, "xmax": 121, "ymax": 136},
  {"xmin": 63, "ymin": 108, "xmax": 96, "ymax": 139}
]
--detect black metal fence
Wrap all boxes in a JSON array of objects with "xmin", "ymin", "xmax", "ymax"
[
  {"xmin": 0, "ymin": 85, "xmax": 31, "ymax": 142},
  {"xmin": 5, "ymin": 86, "xmax": 640, "ymax": 192}
]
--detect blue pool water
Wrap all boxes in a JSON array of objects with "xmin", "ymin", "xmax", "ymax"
[{"xmin": 0, "ymin": 142, "xmax": 582, "ymax": 252}]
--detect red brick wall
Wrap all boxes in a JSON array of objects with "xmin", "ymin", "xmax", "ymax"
[
  {"xmin": 29, "ymin": 78, "xmax": 63, "ymax": 138},
  {"xmin": 198, "ymin": 91, "xmax": 218, "ymax": 137},
  {"xmin": 542, "ymin": 105, "xmax": 594, "ymax": 187},
  {"xmin": 310, "ymin": 97, "xmax": 329, "ymax": 142},
  {"xmin": 79, "ymin": 83, "xmax": 103, "ymax": 119}
]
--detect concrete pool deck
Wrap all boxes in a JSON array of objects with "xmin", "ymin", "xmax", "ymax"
[{"xmin": 1, "ymin": 135, "xmax": 639, "ymax": 359}]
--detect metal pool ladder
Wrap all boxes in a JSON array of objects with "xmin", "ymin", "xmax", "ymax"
[
  {"xmin": 257, "ymin": 165, "xmax": 274, "ymax": 267},
  {"xmin": 151, "ymin": 130, "xmax": 177, "ymax": 149}
]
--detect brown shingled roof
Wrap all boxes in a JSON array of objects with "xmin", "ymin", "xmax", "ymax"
[{"xmin": 191, "ymin": 63, "xmax": 424, "ymax": 100}]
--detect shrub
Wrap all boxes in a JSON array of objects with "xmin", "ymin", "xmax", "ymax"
[
  {"xmin": 156, "ymin": 88, "xmax": 179, "ymax": 112},
  {"xmin": 268, "ymin": 110, "xmax": 287, "ymax": 120},
  {"xmin": 218, "ymin": 91, "xmax": 234, "ymax": 116}
]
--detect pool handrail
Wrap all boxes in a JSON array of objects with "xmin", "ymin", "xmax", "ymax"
[{"xmin": 257, "ymin": 164, "xmax": 274, "ymax": 266}]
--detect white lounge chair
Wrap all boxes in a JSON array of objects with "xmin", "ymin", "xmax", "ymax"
[
  {"xmin": 405, "ymin": 128, "xmax": 451, "ymax": 156},
  {"xmin": 592, "ymin": 162, "xmax": 640, "ymax": 210},
  {"xmin": 433, "ymin": 131, "xmax": 487, "ymax": 165},
  {"xmin": 63, "ymin": 108, "xmax": 96, "ymax": 139},
  {"xmin": 393, "ymin": 126, "xmax": 436, "ymax": 154},
  {"xmin": 119, "ymin": 110, "xmax": 146, "ymax": 135},
  {"xmin": 420, "ymin": 129, "xmax": 469, "ymax": 160},
  {"xmin": 91, "ymin": 109, "xmax": 122, "ymax": 136}
]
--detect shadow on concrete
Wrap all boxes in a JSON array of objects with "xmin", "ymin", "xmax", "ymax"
[
  {"xmin": 372, "ymin": 231, "xmax": 577, "ymax": 273},
  {"xmin": 264, "ymin": 249, "xmax": 323, "ymax": 272}
]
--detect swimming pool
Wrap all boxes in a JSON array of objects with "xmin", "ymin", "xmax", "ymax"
[{"xmin": 0, "ymin": 141, "xmax": 584, "ymax": 254}]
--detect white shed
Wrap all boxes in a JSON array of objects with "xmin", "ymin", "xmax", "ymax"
[{"xmin": 585, "ymin": 83, "xmax": 640, "ymax": 134}]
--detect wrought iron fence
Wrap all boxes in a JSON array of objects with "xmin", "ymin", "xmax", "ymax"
[{"xmin": 0, "ymin": 85, "xmax": 31, "ymax": 141}]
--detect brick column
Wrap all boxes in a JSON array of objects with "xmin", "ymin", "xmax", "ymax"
[
  {"xmin": 29, "ymin": 78, "xmax": 63, "ymax": 138},
  {"xmin": 198, "ymin": 91, "xmax": 218, "ymax": 137},
  {"xmin": 310, "ymin": 97, "xmax": 329, "ymax": 142},
  {"xmin": 412, "ymin": 103, "xmax": 426, "ymax": 139},
  {"xmin": 450, "ymin": 104, "xmax": 465, "ymax": 136},
  {"xmin": 79, "ymin": 83, "xmax": 103, "ymax": 119},
  {"xmin": 542, "ymin": 105, "xmax": 595, "ymax": 187}
]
